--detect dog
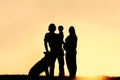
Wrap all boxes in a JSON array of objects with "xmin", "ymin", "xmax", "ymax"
[{"xmin": 28, "ymin": 52, "xmax": 51, "ymax": 77}]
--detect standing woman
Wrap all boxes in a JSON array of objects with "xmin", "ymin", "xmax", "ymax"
[{"xmin": 63, "ymin": 26, "xmax": 77, "ymax": 77}]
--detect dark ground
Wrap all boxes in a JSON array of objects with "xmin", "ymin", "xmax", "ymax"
[
  {"xmin": 0, "ymin": 75, "xmax": 120, "ymax": 80},
  {"xmin": 0, "ymin": 75, "xmax": 78, "ymax": 80}
]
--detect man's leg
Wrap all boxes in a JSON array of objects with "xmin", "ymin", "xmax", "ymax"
[
  {"xmin": 50, "ymin": 55, "xmax": 56, "ymax": 76},
  {"xmin": 58, "ymin": 55, "xmax": 65, "ymax": 76},
  {"xmin": 45, "ymin": 68, "xmax": 49, "ymax": 76}
]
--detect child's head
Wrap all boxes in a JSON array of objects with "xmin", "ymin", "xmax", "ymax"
[{"xmin": 58, "ymin": 25, "xmax": 63, "ymax": 32}]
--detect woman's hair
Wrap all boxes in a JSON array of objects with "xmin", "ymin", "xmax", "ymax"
[{"xmin": 69, "ymin": 26, "xmax": 76, "ymax": 35}]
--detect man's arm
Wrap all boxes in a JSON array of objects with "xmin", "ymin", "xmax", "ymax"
[{"xmin": 44, "ymin": 41, "xmax": 49, "ymax": 52}]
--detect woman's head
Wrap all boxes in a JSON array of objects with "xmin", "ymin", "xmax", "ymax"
[{"xmin": 69, "ymin": 26, "xmax": 75, "ymax": 35}]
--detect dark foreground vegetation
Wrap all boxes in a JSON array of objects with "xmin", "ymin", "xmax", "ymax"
[
  {"xmin": 0, "ymin": 75, "xmax": 120, "ymax": 80},
  {"xmin": 0, "ymin": 75, "xmax": 79, "ymax": 80}
]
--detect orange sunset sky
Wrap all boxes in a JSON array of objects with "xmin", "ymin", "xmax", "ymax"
[{"xmin": 0, "ymin": 0, "xmax": 120, "ymax": 77}]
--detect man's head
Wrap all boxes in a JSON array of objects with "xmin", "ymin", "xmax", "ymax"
[{"xmin": 48, "ymin": 23, "xmax": 56, "ymax": 33}]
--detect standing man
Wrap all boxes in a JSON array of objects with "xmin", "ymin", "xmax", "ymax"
[
  {"xmin": 44, "ymin": 23, "xmax": 57, "ymax": 76},
  {"xmin": 44, "ymin": 23, "xmax": 65, "ymax": 76}
]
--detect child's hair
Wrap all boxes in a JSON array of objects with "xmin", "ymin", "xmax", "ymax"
[{"xmin": 58, "ymin": 25, "xmax": 63, "ymax": 32}]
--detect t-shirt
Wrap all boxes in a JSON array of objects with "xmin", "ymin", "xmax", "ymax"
[{"xmin": 44, "ymin": 32, "xmax": 58, "ymax": 50}]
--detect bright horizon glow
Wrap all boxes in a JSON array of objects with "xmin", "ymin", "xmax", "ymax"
[{"xmin": 0, "ymin": 0, "xmax": 120, "ymax": 77}]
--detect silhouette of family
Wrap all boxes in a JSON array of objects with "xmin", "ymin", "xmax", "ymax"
[{"xmin": 29, "ymin": 23, "xmax": 77, "ymax": 78}]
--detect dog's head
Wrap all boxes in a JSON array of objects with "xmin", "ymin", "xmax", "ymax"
[{"xmin": 43, "ymin": 52, "xmax": 51, "ymax": 58}]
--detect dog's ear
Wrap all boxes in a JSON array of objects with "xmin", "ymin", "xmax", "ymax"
[
  {"xmin": 44, "ymin": 52, "xmax": 49, "ymax": 54},
  {"xmin": 44, "ymin": 52, "xmax": 46, "ymax": 54}
]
